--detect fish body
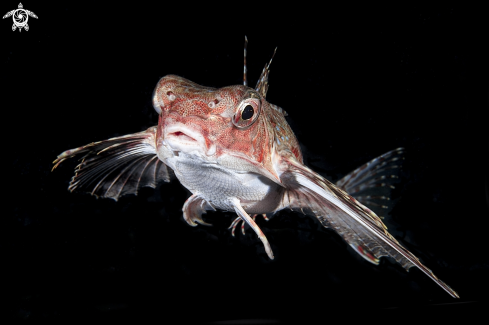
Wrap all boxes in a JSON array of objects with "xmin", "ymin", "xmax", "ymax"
[{"xmin": 53, "ymin": 39, "xmax": 458, "ymax": 298}]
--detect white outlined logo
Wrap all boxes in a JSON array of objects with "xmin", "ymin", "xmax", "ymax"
[{"xmin": 3, "ymin": 3, "xmax": 37, "ymax": 32}]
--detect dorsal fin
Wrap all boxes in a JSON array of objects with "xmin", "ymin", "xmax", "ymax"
[
  {"xmin": 243, "ymin": 36, "xmax": 248, "ymax": 86},
  {"xmin": 242, "ymin": 36, "xmax": 277, "ymax": 98},
  {"xmin": 255, "ymin": 47, "xmax": 277, "ymax": 98}
]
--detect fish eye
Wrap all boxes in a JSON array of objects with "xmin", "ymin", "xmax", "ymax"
[
  {"xmin": 232, "ymin": 93, "xmax": 261, "ymax": 129},
  {"xmin": 241, "ymin": 105, "xmax": 254, "ymax": 120}
]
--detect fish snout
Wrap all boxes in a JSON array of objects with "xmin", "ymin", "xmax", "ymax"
[{"xmin": 163, "ymin": 125, "xmax": 216, "ymax": 157}]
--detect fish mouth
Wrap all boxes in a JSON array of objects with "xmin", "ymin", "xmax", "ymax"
[
  {"xmin": 167, "ymin": 131, "xmax": 198, "ymax": 144},
  {"xmin": 164, "ymin": 125, "xmax": 216, "ymax": 156}
]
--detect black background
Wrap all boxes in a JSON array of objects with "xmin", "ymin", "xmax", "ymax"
[{"xmin": 3, "ymin": 2, "xmax": 488, "ymax": 323}]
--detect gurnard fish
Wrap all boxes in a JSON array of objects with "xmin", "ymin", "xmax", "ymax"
[{"xmin": 53, "ymin": 37, "xmax": 459, "ymax": 298}]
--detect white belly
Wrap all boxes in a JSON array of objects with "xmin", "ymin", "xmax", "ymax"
[{"xmin": 161, "ymin": 150, "xmax": 283, "ymax": 213}]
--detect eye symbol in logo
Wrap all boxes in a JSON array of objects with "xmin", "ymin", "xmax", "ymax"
[{"xmin": 3, "ymin": 3, "xmax": 38, "ymax": 32}]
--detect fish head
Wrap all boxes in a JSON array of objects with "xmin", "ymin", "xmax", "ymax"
[{"xmin": 152, "ymin": 74, "xmax": 302, "ymax": 184}]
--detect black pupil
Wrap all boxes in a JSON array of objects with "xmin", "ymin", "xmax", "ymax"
[{"xmin": 241, "ymin": 105, "xmax": 254, "ymax": 120}]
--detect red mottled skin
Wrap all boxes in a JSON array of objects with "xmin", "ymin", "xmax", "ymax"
[{"xmin": 153, "ymin": 75, "xmax": 302, "ymax": 184}]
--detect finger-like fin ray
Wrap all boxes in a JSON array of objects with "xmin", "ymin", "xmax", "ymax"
[{"xmin": 230, "ymin": 197, "xmax": 274, "ymax": 260}]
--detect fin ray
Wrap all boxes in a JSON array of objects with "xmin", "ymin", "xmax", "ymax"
[
  {"xmin": 280, "ymin": 155, "xmax": 459, "ymax": 298},
  {"xmin": 53, "ymin": 126, "xmax": 171, "ymax": 201}
]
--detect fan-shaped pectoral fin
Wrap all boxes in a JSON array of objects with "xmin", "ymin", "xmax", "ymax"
[
  {"xmin": 229, "ymin": 198, "xmax": 274, "ymax": 260},
  {"xmin": 182, "ymin": 194, "xmax": 214, "ymax": 227},
  {"xmin": 52, "ymin": 126, "xmax": 172, "ymax": 201},
  {"xmin": 279, "ymin": 155, "xmax": 459, "ymax": 298},
  {"xmin": 336, "ymin": 147, "xmax": 404, "ymax": 218}
]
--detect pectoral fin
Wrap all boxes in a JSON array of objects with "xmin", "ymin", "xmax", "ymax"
[
  {"xmin": 278, "ymin": 156, "xmax": 459, "ymax": 298},
  {"xmin": 336, "ymin": 148, "xmax": 404, "ymax": 218},
  {"xmin": 53, "ymin": 126, "xmax": 171, "ymax": 201}
]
